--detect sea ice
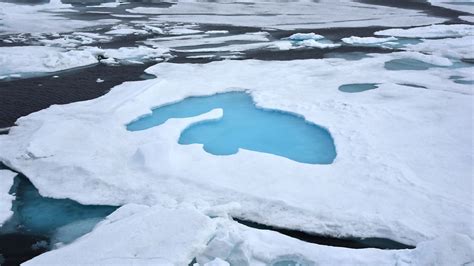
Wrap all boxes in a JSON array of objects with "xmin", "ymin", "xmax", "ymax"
[
  {"xmin": 0, "ymin": 46, "xmax": 97, "ymax": 78},
  {"xmin": 342, "ymin": 36, "xmax": 397, "ymax": 45},
  {"xmin": 22, "ymin": 204, "xmax": 474, "ymax": 266},
  {"xmin": 287, "ymin": 33, "xmax": 324, "ymax": 41},
  {"xmin": 1, "ymin": 54, "xmax": 471, "ymax": 248},
  {"xmin": 105, "ymin": 26, "xmax": 149, "ymax": 35},
  {"xmin": 23, "ymin": 204, "xmax": 217, "ymax": 265},
  {"xmin": 0, "ymin": 45, "xmax": 170, "ymax": 78},
  {"xmin": 375, "ymin": 24, "xmax": 474, "ymax": 38},
  {"xmin": 128, "ymin": 1, "xmax": 446, "ymax": 30},
  {"xmin": 404, "ymin": 36, "xmax": 474, "ymax": 60},
  {"xmin": 0, "ymin": 170, "xmax": 16, "ymax": 226},
  {"xmin": 0, "ymin": 2, "xmax": 114, "ymax": 34}
]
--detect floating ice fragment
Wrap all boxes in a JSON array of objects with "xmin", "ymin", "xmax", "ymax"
[
  {"xmin": 205, "ymin": 30, "xmax": 230, "ymax": 34},
  {"xmin": 0, "ymin": 170, "xmax": 16, "ymax": 226},
  {"xmin": 342, "ymin": 36, "xmax": 397, "ymax": 45},
  {"xmin": 287, "ymin": 33, "xmax": 324, "ymax": 41},
  {"xmin": 375, "ymin": 24, "xmax": 474, "ymax": 38},
  {"xmin": 168, "ymin": 28, "xmax": 202, "ymax": 35},
  {"xmin": 296, "ymin": 39, "xmax": 340, "ymax": 49}
]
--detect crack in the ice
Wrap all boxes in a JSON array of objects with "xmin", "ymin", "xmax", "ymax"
[{"xmin": 233, "ymin": 218, "xmax": 415, "ymax": 250}]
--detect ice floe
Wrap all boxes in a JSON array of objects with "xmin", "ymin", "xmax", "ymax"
[
  {"xmin": 168, "ymin": 28, "xmax": 202, "ymax": 35},
  {"xmin": 342, "ymin": 36, "xmax": 397, "ymax": 45},
  {"xmin": 0, "ymin": 2, "xmax": 114, "ymax": 34},
  {"xmin": 404, "ymin": 36, "xmax": 474, "ymax": 60},
  {"xmin": 144, "ymin": 32, "xmax": 270, "ymax": 49},
  {"xmin": 375, "ymin": 24, "xmax": 474, "ymax": 38},
  {"xmin": 37, "ymin": 32, "xmax": 112, "ymax": 48},
  {"xmin": 23, "ymin": 204, "xmax": 217, "ymax": 265},
  {"xmin": 287, "ymin": 33, "xmax": 324, "ymax": 41},
  {"xmin": 1, "ymin": 53, "xmax": 471, "ymax": 249},
  {"xmin": 295, "ymin": 39, "xmax": 340, "ymax": 49},
  {"xmin": 0, "ymin": 46, "xmax": 97, "ymax": 78},
  {"xmin": 0, "ymin": 169, "xmax": 16, "ymax": 226},
  {"xmin": 22, "ymin": 204, "xmax": 474, "ymax": 266},
  {"xmin": 105, "ymin": 27, "xmax": 148, "ymax": 36},
  {"xmin": 127, "ymin": 1, "xmax": 446, "ymax": 30},
  {"xmin": 0, "ymin": 45, "xmax": 170, "ymax": 78}
]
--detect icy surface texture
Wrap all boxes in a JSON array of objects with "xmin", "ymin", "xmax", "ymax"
[
  {"xmin": 0, "ymin": 170, "xmax": 16, "ymax": 226},
  {"xmin": 24, "ymin": 204, "xmax": 474, "ymax": 266},
  {"xmin": 1, "ymin": 54, "xmax": 471, "ymax": 248}
]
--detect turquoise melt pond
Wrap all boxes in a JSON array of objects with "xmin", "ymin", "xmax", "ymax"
[{"xmin": 127, "ymin": 92, "xmax": 336, "ymax": 164}]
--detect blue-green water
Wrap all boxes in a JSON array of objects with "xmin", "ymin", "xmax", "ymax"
[
  {"xmin": 380, "ymin": 38, "xmax": 422, "ymax": 49},
  {"xmin": 339, "ymin": 83, "xmax": 378, "ymax": 93},
  {"xmin": 127, "ymin": 92, "xmax": 336, "ymax": 164},
  {"xmin": 2, "ymin": 175, "xmax": 117, "ymax": 245},
  {"xmin": 450, "ymin": 75, "xmax": 474, "ymax": 85},
  {"xmin": 384, "ymin": 58, "xmax": 439, "ymax": 71},
  {"xmin": 385, "ymin": 58, "xmax": 472, "ymax": 71}
]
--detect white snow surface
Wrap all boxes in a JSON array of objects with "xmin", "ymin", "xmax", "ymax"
[
  {"xmin": 342, "ymin": 36, "xmax": 397, "ymax": 45},
  {"xmin": 0, "ymin": 169, "xmax": 16, "ymax": 226},
  {"xmin": 287, "ymin": 32, "xmax": 324, "ymax": 40},
  {"xmin": 375, "ymin": 24, "xmax": 474, "ymax": 38},
  {"xmin": 24, "ymin": 204, "xmax": 474, "ymax": 266},
  {"xmin": 0, "ymin": 46, "xmax": 98, "ymax": 78},
  {"xmin": 105, "ymin": 28, "xmax": 149, "ymax": 35},
  {"xmin": 0, "ymin": 2, "xmax": 114, "ymax": 34},
  {"xmin": 24, "ymin": 204, "xmax": 217, "ymax": 265},
  {"xmin": 404, "ymin": 36, "xmax": 474, "ymax": 60},
  {"xmin": 1, "ymin": 52, "xmax": 472, "ymax": 248},
  {"xmin": 144, "ymin": 32, "xmax": 270, "ymax": 49},
  {"xmin": 168, "ymin": 28, "xmax": 202, "ymax": 35},
  {"xmin": 428, "ymin": 0, "xmax": 474, "ymax": 14},
  {"xmin": 460, "ymin": 15, "xmax": 474, "ymax": 23},
  {"xmin": 128, "ymin": 0, "xmax": 446, "ymax": 30},
  {"xmin": 0, "ymin": 45, "xmax": 170, "ymax": 77},
  {"xmin": 295, "ymin": 39, "xmax": 340, "ymax": 49}
]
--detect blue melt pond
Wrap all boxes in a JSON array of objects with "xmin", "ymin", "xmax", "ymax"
[
  {"xmin": 127, "ymin": 92, "xmax": 336, "ymax": 164},
  {"xmin": 339, "ymin": 83, "xmax": 378, "ymax": 93}
]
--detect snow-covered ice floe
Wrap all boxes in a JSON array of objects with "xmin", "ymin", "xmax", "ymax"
[
  {"xmin": 342, "ymin": 36, "xmax": 397, "ymax": 45},
  {"xmin": 0, "ymin": 52, "xmax": 472, "ymax": 251},
  {"xmin": 0, "ymin": 2, "xmax": 473, "ymax": 264},
  {"xmin": 375, "ymin": 24, "xmax": 474, "ymax": 39},
  {"xmin": 0, "ymin": 2, "xmax": 116, "ymax": 34},
  {"xmin": 127, "ymin": 0, "xmax": 447, "ymax": 30},
  {"xmin": 0, "ymin": 45, "xmax": 170, "ymax": 78},
  {"xmin": 0, "ymin": 46, "xmax": 98, "ymax": 79},
  {"xmin": 0, "ymin": 169, "xmax": 16, "ymax": 226},
  {"xmin": 23, "ymin": 204, "xmax": 474, "ymax": 265}
]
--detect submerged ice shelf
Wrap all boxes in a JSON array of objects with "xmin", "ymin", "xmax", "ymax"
[
  {"xmin": 127, "ymin": 92, "xmax": 336, "ymax": 164},
  {"xmin": 0, "ymin": 171, "xmax": 117, "ymax": 264},
  {"xmin": 4, "ymin": 175, "xmax": 117, "ymax": 238}
]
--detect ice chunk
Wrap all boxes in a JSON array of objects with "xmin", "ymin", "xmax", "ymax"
[
  {"xmin": 0, "ymin": 170, "xmax": 16, "ymax": 226},
  {"xmin": 105, "ymin": 27, "xmax": 148, "ymax": 35},
  {"xmin": 288, "ymin": 32, "xmax": 324, "ymax": 41},
  {"xmin": 342, "ymin": 36, "xmax": 397, "ymax": 45},
  {"xmin": 375, "ymin": 24, "xmax": 474, "ymax": 38},
  {"xmin": 168, "ymin": 28, "xmax": 203, "ymax": 35},
  {"xmin": 0, "ymin": 46, "xmax": 97, "ymax": 78},
  {"xmin": 296, "ymin": 39, "xmax": 340, "ymax": 49},
  {"xmin": 23, "ymin": 205, "xmax": 217, "ymax": 265}
]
